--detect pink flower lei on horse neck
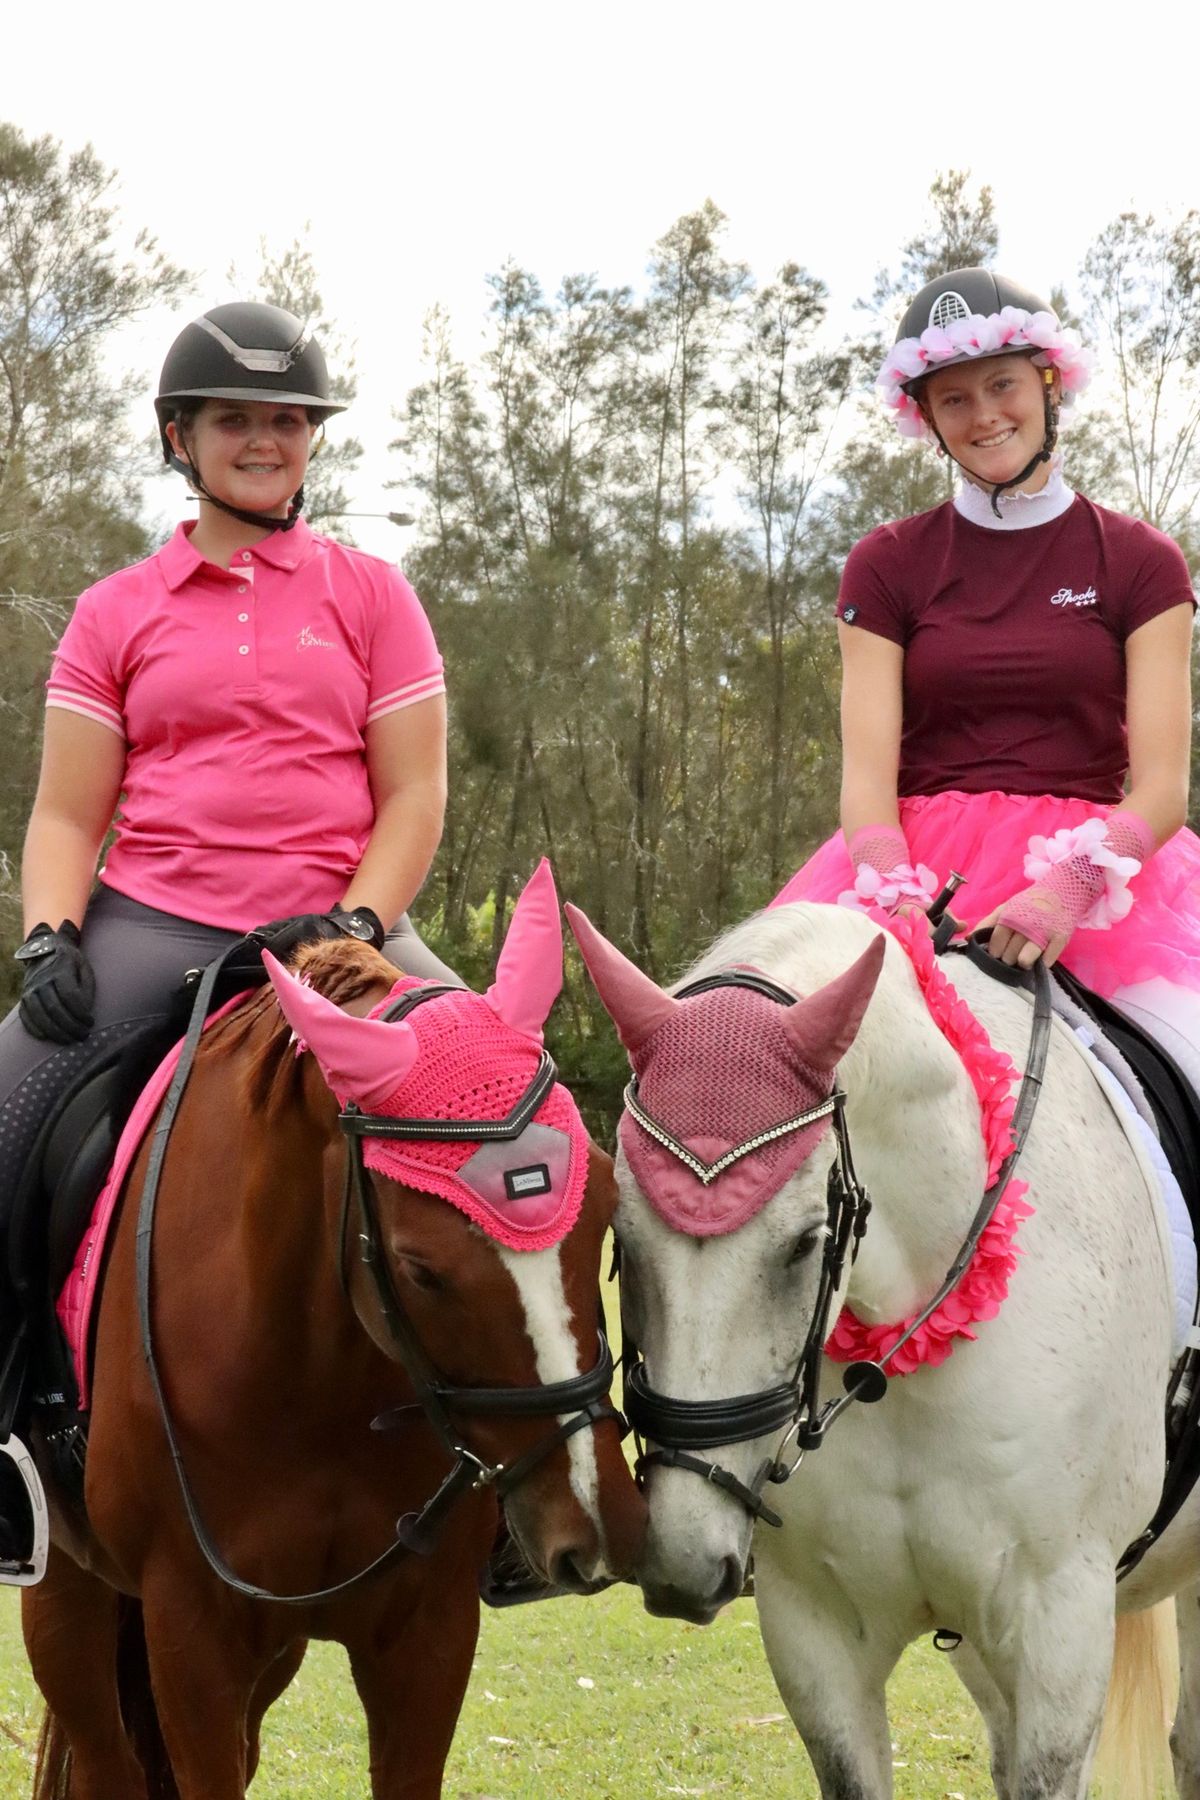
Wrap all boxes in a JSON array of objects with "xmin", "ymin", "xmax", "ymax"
[{"xmin": 824, "ymin": 910, "xmax": 1034, "ymax": 1375}]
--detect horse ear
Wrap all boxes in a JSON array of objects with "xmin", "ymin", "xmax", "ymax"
[
  {"xmin": 783, "ymin": 934, "xmax": 886, "ymax": 1073},
  {"xmin": 564, "ymin": 904, "xmax": 679, "ymax": 1055},
  {"xmin": 263, "ymin": 950, "xmax": 419, "ymax": 1108},
  {"xmin": 485, "ymin": 858, "xmax": 563, "ymax": 1041}
]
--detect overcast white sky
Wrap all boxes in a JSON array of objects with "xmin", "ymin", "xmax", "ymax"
[{"xmin": 5, "ymin": 1, "xmax": 1196, "ymax": 557}]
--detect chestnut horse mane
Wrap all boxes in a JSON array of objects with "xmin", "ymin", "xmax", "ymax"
[{"xmin": 206, "ymin": 940, "xmax": 402, "ymax": 1118}]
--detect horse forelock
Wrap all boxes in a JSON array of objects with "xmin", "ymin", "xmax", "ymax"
[
  {"xmin": 677, "ymin": 903, "xmax": 939, "ymax": 1094},
  {"xmin": 619, "ymin": 903, "xmax": 941, "ymax": 1237},
  {"xmin": 215, "ymin": 940, "xmax": 400, "ymax": 1118},
  {"xmin": 677, "ymin": 901, "xmax": 884, "ymax": 996}
]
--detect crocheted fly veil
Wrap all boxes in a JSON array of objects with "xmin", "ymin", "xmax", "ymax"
[
  {"xmin": 565, "ymin": 906, "xmax": 884, "ymax": 1235},
  {"xmin": 265, "ymin": 861, "xmax": 588, "ymax": 1252}
]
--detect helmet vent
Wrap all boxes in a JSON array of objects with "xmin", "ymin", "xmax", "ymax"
[
  {"xmin": 196, "ymin": 316, "xmax": 312, "ymax": 375},
  {"xmin": 929, "ymin": 290, "xmax": 971, "ymax": 331}
]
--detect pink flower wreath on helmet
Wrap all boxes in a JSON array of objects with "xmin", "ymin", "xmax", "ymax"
[{"xmin": 878, "ymin": 306, "xmax": 1094, "ymax": 441}]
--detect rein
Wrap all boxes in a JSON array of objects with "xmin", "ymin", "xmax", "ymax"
[
  {"xmin": 620, "ymin": 945, "xmax": 1052, "ymax": 1528},
  {"xmin": 135, "ymin": 955, "xmax": 621, "ymax": 1606}
]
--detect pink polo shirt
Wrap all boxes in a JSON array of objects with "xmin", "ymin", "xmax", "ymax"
[{"xmin": 47, "ymin": 519, "xmax": 445, "ymax": 930}]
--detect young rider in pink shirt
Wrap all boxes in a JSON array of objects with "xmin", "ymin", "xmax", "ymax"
[
  {"xmin": 0, "ymin": 304, "xmax": 457, "ymax": 1573},
  {"xmin": 774, "ymin": 268, "xmax": 1200, "ymax": 1076}
]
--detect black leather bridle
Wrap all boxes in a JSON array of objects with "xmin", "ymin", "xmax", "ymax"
[
  {"xmin": 618, "ymin": 950, "xmax": 1051, "ymax": 1529},
  {"xmin": 136, "ymin": 957, "xmax": 623, "ymax": 1606}
]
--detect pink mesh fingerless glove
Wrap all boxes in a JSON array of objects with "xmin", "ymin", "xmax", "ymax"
[
  {"xmin": 997, "ymin": 813, "xmax": 1154, "ymax": 949},
  {"xmin": 843, "ymin": 824, "xmax": 938, "ymax": 913}
]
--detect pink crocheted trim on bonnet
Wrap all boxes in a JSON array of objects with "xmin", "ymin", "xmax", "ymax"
[
  {"xmin": 263, "ymin": 861, "xmax": 587, "ymax": 1252},
  {"xmin": 358, "ymin": 978, "xmax": 588, "ymax": 1252},
  {"xmin": 824, "ymin": 909, "xmax": 1033, "ymax": 1374},
  {"xmin": 619, "ymin": 976, "xmax": 836, "ymax": 1237}
]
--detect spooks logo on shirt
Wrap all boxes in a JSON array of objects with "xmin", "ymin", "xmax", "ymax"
[{"xmin": 1049, "ymin": 585, "xmax": 1099, "ymax": 609}]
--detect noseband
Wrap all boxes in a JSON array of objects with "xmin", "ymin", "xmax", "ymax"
[
  {"xmin": 338, "ymin": 983, "xmax": 623, "ymax": 1557},
  {"xmin": 619, "ymin": 955, "xmax": 1049, "ymax": 1529},
  {"xmin": 137, "ymin": 956, "xmax": 623, "ymax": 1607}
]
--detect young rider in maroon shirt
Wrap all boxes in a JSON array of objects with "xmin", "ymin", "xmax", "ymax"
[{"xmin": 774, "ymin": 268, "xmax": 1200, "ymax": 1083}]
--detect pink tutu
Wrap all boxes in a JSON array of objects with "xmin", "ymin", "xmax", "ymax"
[{"xmin": 771, "ymin": 790, "xmax": 1200, "ymax": 1000}]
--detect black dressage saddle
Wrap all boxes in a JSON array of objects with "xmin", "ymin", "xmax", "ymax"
[{"xmin": 0, "ymin": 949, "xmax": 271, "ymax": 1492}]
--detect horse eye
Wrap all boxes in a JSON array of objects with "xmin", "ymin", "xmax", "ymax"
[
  {"xmin": 788, "ymin": 1227, "xmax": 825, "ymax": 1266},
  {"xmin": 397, "ymin": 1257, "xmax": 445, "ymax": 1295}
]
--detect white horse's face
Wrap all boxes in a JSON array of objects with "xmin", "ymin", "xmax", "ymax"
[{"xmin": 617, "ymin": 1137, "xmax": 838, "ymax": 1622}]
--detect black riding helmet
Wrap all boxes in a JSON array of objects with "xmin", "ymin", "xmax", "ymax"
[
  {"xmin": 894, "ymin": 268, "xmax": 1061, "ymax": 515},
  {"xmin": 155, "ymin": 303, "xmax": 349, "ymax": 533}
]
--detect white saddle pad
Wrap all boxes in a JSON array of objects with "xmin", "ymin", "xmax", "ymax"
[{"xmin": 1070, "ymin": 1021, "xmax": 1197, "ymax": 1360}]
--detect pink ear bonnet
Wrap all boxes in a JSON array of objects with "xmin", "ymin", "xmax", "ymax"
[
  {"xmin": 265, "ymin": 861, "xmax": 588, "ymax": 1251},
  {"xmin": 565, "ymin": 906, "xmax": 884, "ymax": 1236}
]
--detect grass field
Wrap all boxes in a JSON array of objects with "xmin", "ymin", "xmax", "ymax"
[{"xmin": 0, "ymin": 1583, "xmax": 996, "ymax": 1798}]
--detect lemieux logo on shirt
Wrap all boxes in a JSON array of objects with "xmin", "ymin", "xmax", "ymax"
[
  {"xmin": 1049, "ymin": 584, "xmax": 1099, "ymax": 609},
  {"xmin": 297, "ymin": 625, "xmax": 338, "ymax": 650}
]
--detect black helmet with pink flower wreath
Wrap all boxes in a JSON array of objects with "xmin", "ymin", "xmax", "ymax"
[
  {"xmin": 877, "ymin": 267, "xmax": 1092, "ymax": 441},
  {"xmin": 877, "ymin": 266, "xmax": 1093, "ymax": 513}
]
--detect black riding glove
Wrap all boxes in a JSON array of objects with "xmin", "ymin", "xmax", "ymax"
[
  {"xmin": 249, "ymin": 904, "xmax": 386, "ymax": 963},
  {"xmin": 15, "ymin": 920, "xmax": 96, "ymax": 1045}
]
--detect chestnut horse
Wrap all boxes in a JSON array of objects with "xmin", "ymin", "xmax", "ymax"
[{"xmin": 25, "ymin": 863, "xmax": 644, "ymax": 1799}]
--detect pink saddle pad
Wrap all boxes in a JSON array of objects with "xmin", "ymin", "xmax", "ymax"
[{"xmin": 56, "ymin": 995, "xmax": 250, "ymax": 1410}]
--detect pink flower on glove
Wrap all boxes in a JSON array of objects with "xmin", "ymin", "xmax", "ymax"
[
  {"xmin": 1023, "ymin": 819, "xmax": 1142, "ymax": 930},
  {"xmin": 839, "ymin": 861, "xmax": 939, "ymax": 914}
]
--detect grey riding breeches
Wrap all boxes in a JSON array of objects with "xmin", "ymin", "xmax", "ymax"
[{"xmin": 0, "ymin": 887, "xmax": 463, "ymax": 1210}]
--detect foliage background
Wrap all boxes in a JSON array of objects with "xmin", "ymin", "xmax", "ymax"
[{"xmin": 2, "ymin": 137, "xmax": 1198, "ymax": 1133}]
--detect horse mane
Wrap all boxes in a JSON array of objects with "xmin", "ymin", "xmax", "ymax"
[
  {"xmin": 677, "ymin": 901, "xmax": 883, "ymax": 995},
  {"xmin": 208, "ymin": 940, "xmax": 401, "ymax": 1119},
  {"xmin": 674, "ymin": 900, "xmax": 947, "ymax": 1106}
]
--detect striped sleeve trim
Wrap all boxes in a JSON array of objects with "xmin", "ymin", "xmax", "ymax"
[
  {"xmin": 45, "ymin": 689, "xmax": 126, "ymax": 738},
  {"xmin": 365, "ymin": 672, "xmax": 446, "ymax": 724}
]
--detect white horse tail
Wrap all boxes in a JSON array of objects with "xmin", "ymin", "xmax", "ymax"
[{"xmin": 1094, "ymin": 1600, "xmax": 1178, "ymax": 1799}]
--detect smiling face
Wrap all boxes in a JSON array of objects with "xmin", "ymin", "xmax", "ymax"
[
  {"xmin": 167, "ymin": 397, "xmax": 316, "ymax": 517},
  {"xmin": 921, "ymin": 352, "xmax": 1057, "ymax": 491}
]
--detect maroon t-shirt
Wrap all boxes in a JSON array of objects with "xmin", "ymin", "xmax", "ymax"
[{"xmin": 836, "ymin": 496, "xmax": 1196, "ymax": 803}]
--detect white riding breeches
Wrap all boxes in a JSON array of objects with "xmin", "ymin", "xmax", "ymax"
[{"xmin": 1112, "ymin": 978, "xmax": 1200, "ymax": 1093}]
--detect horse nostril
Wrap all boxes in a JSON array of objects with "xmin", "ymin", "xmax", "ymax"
[
  {"xmin": 549, "ymin": 1547, "xmax": 596, "ymax": 1592},
  {"xmin": 715, "ymin": 1554, "xmax": 746, "ymax": 1609}
]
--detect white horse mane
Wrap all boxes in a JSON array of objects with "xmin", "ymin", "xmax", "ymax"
[{"xmin": 675, "ymin": 900, "xmax": 962, "ymax": 1114}]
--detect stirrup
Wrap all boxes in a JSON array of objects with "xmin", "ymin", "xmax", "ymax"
[{"xmin": 0, "ymin": 1435, "xmax": 48, "ymax": 1586}]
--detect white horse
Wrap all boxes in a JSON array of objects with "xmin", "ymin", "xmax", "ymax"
[{"xmin": 567, "ymin": 898, "xmax": 1200, "ymax": 1800}]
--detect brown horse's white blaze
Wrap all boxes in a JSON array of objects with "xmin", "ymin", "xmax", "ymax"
[
  {"xmin": 265, "ymin": 859, "xmax": 644, "ymax": 1593},
  {"xmin": 497, "ymin": 1243, "xmax": 613, "ymax": 1585}
]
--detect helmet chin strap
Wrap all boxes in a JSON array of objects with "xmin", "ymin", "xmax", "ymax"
[
  {"xmin": 928, "ymin": 371, "xmax": 1059, "ymax": 518},
  {"xmin": 168, "ymin": 449, "xmax": 305, "ymax": 534}
]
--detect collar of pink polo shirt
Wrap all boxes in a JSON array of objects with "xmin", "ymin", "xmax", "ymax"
[{"xmin": 159, "ymin": 517, "xmax": 319, "ymax": 588}]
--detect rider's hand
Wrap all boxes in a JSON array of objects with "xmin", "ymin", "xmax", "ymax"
[
  {"xmin": 249, "ymin": 905, "xmax": 386, "ymax": 962},
  {"xmin": 974, "ymin": 898, "xmax": 1071, "ymax": 971},
  {"xmin": 976, "ymin": 813, "xmax": 1150, "ymax": 972},
  {"xmin": 15, "ymin": 921, "xmax": 96, "ymax": 1043}
]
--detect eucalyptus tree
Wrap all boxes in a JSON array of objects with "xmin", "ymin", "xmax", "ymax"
[
  {"xmin": 725, "ymin": 263, "xmax": 850, "ymax": 888},
  {"xmin": 619, "ymin": 202, "xmax": 749, "ymax": 962},
  {"xmin": 1077, "ymin": 210, "xmax": 1200, "ymax": 543},
  {"xmin": 0, "ymin": 123, "xmax": 186, "ymax": 976}
]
